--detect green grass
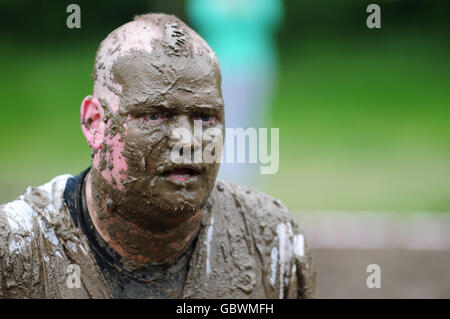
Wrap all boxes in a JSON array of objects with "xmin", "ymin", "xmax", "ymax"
[
  {"xmin": 262, "ymin": 32, "xmax": 450, "ymax": 212},
  {"xmin": 1, "ymin": 32, "xmax": 449, "ymax": 212}
]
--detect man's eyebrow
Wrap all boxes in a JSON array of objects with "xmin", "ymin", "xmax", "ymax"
[
  {"xmin": 128, "ymin": 103, "xmax": 223, "ymax": 112},
  {"xmin": 189, "ymin": 104, "xmax": 223, "ymax": 111},
  {"xmin": 127, "ymin": 103, "xmax": 165, "ymax": 111}
]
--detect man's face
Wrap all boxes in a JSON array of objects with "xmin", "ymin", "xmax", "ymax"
[{"xmin": 92, "ymin": 43, "xmax": 224, "ymax": 226}]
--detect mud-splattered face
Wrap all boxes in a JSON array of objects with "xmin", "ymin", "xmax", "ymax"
[{"xmin": 91, "ymin": 40, "xmax": 224, "ymax": 229}]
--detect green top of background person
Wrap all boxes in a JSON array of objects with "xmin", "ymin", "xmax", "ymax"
[
  {"xmin": 0, "ymin": 13, "xmax": 315, "ymax": 299},
  {"xmin": 187, "ymin": 0, "xmax": 284, "ymax": 73},
  {"xmin": 187, "ymin": 0, "xmax": 284, "ymax": 187}
]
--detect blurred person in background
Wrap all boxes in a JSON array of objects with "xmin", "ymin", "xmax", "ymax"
[{"xmin": 187, "ymin": 0, "xmax": 284, "ymax": 187}]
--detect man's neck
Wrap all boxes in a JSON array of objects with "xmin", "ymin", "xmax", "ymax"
[{"xmin": 84, "ymin": 172, "xmax": 203, "ymax": 265}]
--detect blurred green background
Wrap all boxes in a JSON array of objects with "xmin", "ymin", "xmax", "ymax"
[{"xmin": 0, "ymin": 0, "xmax": 449, "ymax": 212}]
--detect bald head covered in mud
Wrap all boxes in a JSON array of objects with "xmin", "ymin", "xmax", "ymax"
[
  {"xmin": 80, "ymin": 14, "xmax": 224, "ymax": 265},
  {"xmin": 0, "ymin": 13, "xmax": 315, "ymax": 299}
]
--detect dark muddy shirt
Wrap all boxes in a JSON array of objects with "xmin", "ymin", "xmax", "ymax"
[{"xmin": 63, "ymin": 168, "xmax": 197, "ymax": 299}]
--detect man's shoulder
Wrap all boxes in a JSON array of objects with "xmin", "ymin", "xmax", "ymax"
[
  {"xmin": 0, "ymin": 174, "xmax": 72, "ymax": 223},
  {"xmin": 212, "ymin": 179, "xmax": 316, "ymax": 298},
  {"xmin": 0, "ymin": 173, "xmax": 113, "ymax": 299},
  {"xmin": 0, "ymin": 174, "xmax": 73, "ymax": 248},
  {"xmin": 214, "ymin": 179, "xmax": 295, "ymax": 227}
]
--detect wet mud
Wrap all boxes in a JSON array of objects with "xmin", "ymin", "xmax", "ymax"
[{"xmin": 0, "ymin": 176, "xmax": 315, "ymax": 298}]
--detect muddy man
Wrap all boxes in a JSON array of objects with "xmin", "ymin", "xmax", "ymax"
[{"xmin": 0, "ymin": 13, "xmax": 315, "ymax": 299}]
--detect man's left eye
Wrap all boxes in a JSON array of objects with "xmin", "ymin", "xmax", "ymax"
[
  {"xmin": 194, "ymin": 114, "xmax": 215, "ymax": 125},
  {"xmin": 200, "ymin": 115, "xmax": 211, "ymax": 122},
  {"xmin": 146, "ymin": 113, "xmax": 167, "ymax": 123}
]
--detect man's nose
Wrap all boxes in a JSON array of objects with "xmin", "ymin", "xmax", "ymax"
[
  {"xmin": 169, "ymin": 115, "xmax": 202, "ymax": 148},
  {"xmin": 177, "ymin": 115, "xmax": 192, "ymax": 131}
]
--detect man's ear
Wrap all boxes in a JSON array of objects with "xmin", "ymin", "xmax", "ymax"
[{"xmin": 80, "ymin": 96, "xmax": 105, "ymax": 150}]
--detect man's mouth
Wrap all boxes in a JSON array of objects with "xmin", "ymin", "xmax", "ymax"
[{"xmin": 165, "ymin": 167, "xmax": 199, "ymax": 182}]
